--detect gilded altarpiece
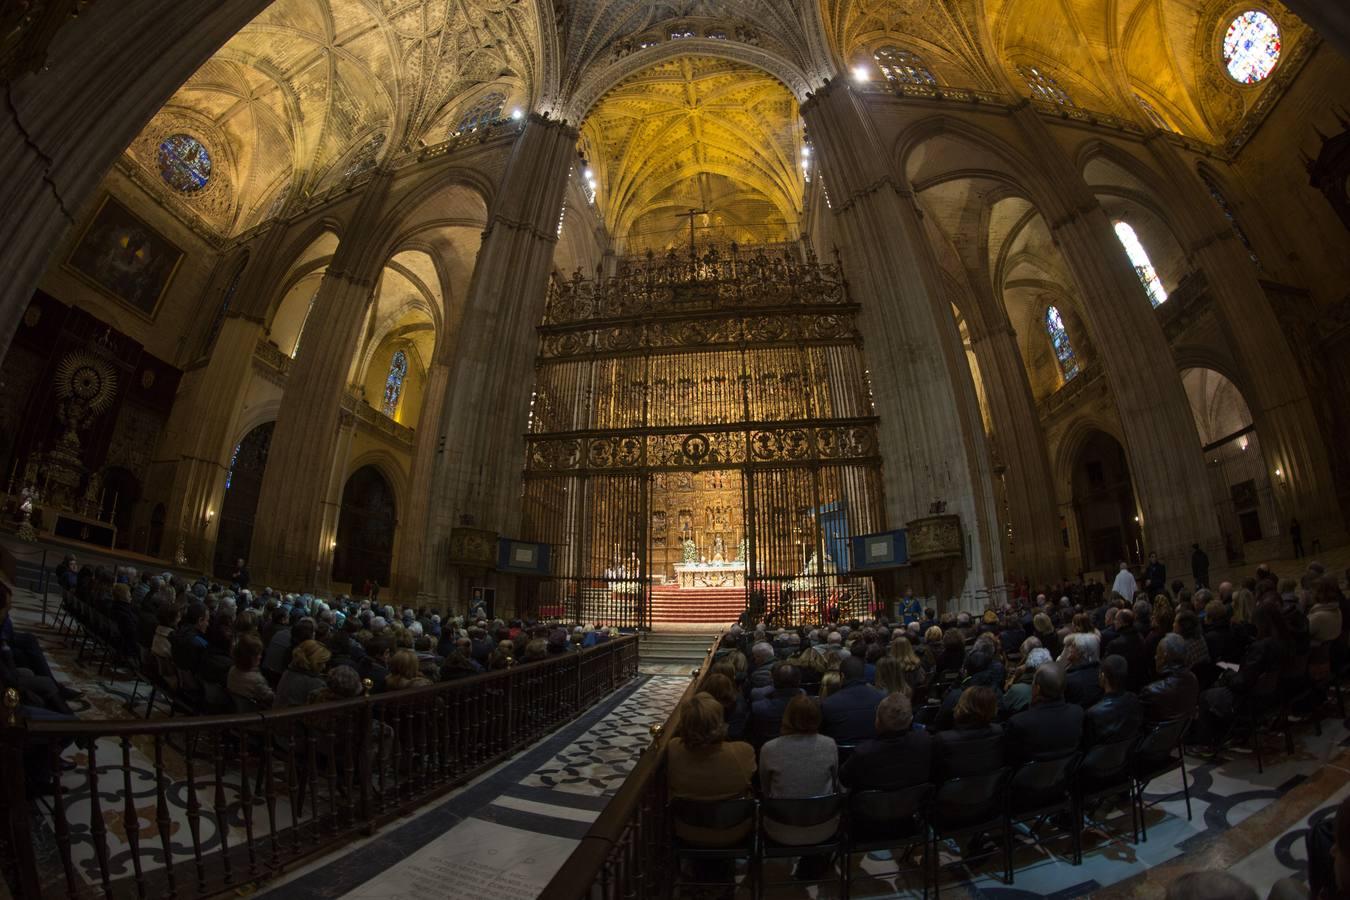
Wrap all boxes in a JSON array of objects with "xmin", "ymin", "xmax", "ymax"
[{"xmin": 521, "ymin": 246, "xmax": 886, "ymax": 627}]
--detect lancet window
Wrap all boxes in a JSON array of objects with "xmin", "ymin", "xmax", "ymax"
[
  {"xmin": 1019, "ymin": 65, "xmax": 1074, "ymax": 106},
  {"xmin": 453, "ymin": 93, "xmax": 506, "ymax": 136},
  {"xmin": 1199, "ymin": 170, "xmax": 1261, "ymax": 267},
  {"xmin": 1113, "ymin": 221, "xmax": 1168, "ymax": 307},
  {"xmin": 383, "ymin": 350, "xmax": 408, "ymax": 417},
  {"xmin": 873, "ymin": 47, "xmax": 937, "ymax": 86},
  {"xmin": 1045, "ymin": 305, "xmax": 1079, "ymax": 381}
]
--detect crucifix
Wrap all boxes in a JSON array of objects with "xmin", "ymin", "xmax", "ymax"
[{"xmin": 674, "ymin": 207, "xmax": 709, "ymax": 258}]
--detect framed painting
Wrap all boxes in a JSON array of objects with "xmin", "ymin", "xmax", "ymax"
[{"xmin": 65, "ymin": 195, "xmax": 184, "ymax": 319}]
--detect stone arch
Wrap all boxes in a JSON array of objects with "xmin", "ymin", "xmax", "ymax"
[{"xmin": 1064, "ymin": 427, "xmax": 1144, "ymax": 572}]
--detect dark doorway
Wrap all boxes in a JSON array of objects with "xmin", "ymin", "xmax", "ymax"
[
  {"xmin": 332, "ymin": 465, "xmax": 396, "ymax": 590},
  {"xmin": 214, "ymin": 422, "xmax": 274, "ymax": 580},
  {"xmin": 148, "ymin": 503, "xmax": 166, "ymax": 557},
  {"xmin": 1070, "ymin": 430, "xmax": 1142, "ymax": 572}
]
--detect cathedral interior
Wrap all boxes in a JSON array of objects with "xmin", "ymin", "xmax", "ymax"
[{"xmin": 3, "ymin": 0, "xmax": 1350, "ymax": 898}]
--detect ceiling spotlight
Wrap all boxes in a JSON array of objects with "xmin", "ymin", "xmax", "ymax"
[
  {"xmin": 583, "ymin": 167, "xmax": 594, "ymax": 179},
  {"xmin": 851, "ymin": 65, "xmax": 870, "ymax": 82},
  {"xmin": 511, "ymin": 108, "xmax": 524, "ymax": 120}
]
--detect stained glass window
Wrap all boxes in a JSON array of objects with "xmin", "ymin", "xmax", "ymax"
[
  {"xmin": 1019, "ymin": 65, "xmax": 1074, "ymax": 106},
  {"xmin": 874, "ymin": 47, "xmax": 937, "ymax": 86},
  {"xmin": 453, "ymin": 93, "xmax": 506, "ymax": 136},
  {"xmin": 383, "ymin": 350, "xmax": 408, "ymax": 417},
  {"xmin": 1113, "ymin": 221, "xmax": 1168, "ymax": 307},
  {"xmin": 1223, "ymin": 11, "xmax": 1281, "ymax": 84},
  {"xmin": 1199, "ymin": 169, "xmax": 1261, "ymax": 267},
  {"xmin": 1136, "ymin": 94, "xmax": 1171, "ymax": 131},
  {"xmin": 1045, "ymin": 305, "xmax": 1079, "ymax": 381},
  {"xmin": 158, "ymin": 134, "xmax": 212, "ymax": 192},
  {"xmin": 224, "ymin": 441, "xmax": 241, "ymax": 492},
  {"xmin": 343, "ymin": 134, "xmax": 384, "ymax": 181}
]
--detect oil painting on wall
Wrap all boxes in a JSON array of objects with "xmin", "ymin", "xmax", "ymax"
[{"xmin": 66, "ymin": 195, "xmax": 183, "ymax": 318}]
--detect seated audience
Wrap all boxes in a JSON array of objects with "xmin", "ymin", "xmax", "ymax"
[
  {"xmin": 759, "ymin": 694, "xmax": 840, "ymax": 876},
  {"xmin": 667, "ymin": 693, "xmax": 756, "ymax": 845},
  {"xmin": 385, "ymin": 649, "xmax": 432, "ymax": 690},
  {"xmin": 702, "ymin": 672, "xmax": 748, "ymax": 741},
  {"xmin": 1083, "ymin": 655, "xmax": 1141, "ymax": 746},
  {"xmin": 1106, "ymin": 609, "xmax": 1149, "ymax": 692},
  {"xmin": 749, "ymin": 662, "xmax": 801, "ymax": 746},
  {"xmin": 275, "ymin": 640, "xmax": 331, "ymax": 708},
  {"xmin": 840, "ymin": 692, "xmax": 931, "ymax": 791},
  {"xmin": 1193, "ymin": 599, "xmax": 1290, "ymax": 747},
  {"xmin": 226, "ymin": 634, "xmax": 274, "ymax": 708},
  {"xmin": 1062, "ymin": 633, "xmax": 1104, "ymax": 709},
  {"xmin": 1006, "ymin": 664, "xmax": 1083, "ymax": 763},
  {"xmin": 932, "ymin": 685, "xmax": 1003, "ymax": 780},
  {"xmin": 1000, "ymin": 647, "xmax": 1052, "ymax": 719},
  {"xmin": 1141, "ymin": 633, "xmax": 1199, "ymax": 722},
  {"xmin": 820, "ymin": 655, "xmax": 882, "ymax": 743}
]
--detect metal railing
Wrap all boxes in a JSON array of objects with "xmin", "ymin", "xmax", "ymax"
[
  {"xmin": 0, "ymin": 635, "xmax": 638, "ymax": 899},
  {"xmin": 537, "ymin": 631, "xmax": 723, "ymax": 900}
]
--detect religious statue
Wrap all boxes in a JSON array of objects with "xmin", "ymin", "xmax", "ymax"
[
  {"xmin": 16, "ymin": 487, "xmax": 36, "ymax": 542},
  {"xmin": 712, "ymin": 535, "xmax": 726, "ymax": 563}
]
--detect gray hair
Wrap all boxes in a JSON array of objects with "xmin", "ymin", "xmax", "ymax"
[
  {"xmin": 1025, "ymin": 647, "xmax": 1053, "ymax": 670},
  {"xmin": 751, "ymin": 641, "xmax": 775, "ymax": 664},
  {"xmin": 1158, "ymin": 633, "xmax": 1187, "ymax": 666},
  {"xmin": 1074, "ymin": 633, "xmax": 1101, "ymax": 664},
  {"xmin": 1193, "ymin": 588, "xmax": 1214, "ymax": 606},
  {"xmin": 1133, "ymin": 598, "xmax": 1152, "ymax": 619}
]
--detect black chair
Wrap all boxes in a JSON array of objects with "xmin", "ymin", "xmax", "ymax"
[
  {"xmin": 670, "ymin": 797, "xmax": 758, "ymax": 895},
  {"xmin": 1004, "ymin": 753, "xmax": 1081, "ymax": 872},
  {"xmin": 845, "ymin": 784, "xmax": 931, "ymax": 898},
  {"xmin": 756, "ymin": 793, "xmax": 847, "ymax": 900},
  {"xmin": 1211, "ymin": 671, "xmax": 1280, "ymax": 773},
  {"xmin": 1076, "ymin": 737, "xmax": 1138, "ymax": 845},
  {"xmin": 927, "ymin": 770, "xmax": 1008, "ymax": 896},
  {"xmin": 1131, "ymin": 717, "xmax": 1192, "ymax": 842}
]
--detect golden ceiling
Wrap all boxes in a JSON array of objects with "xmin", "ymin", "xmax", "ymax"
[
  {"xmin": 122, "ymin": 0, "xmax": 1308, "ymax": 240},
  {"xmin": 580, "ymin": 56, "xmax": 803, "ymax": 253}
]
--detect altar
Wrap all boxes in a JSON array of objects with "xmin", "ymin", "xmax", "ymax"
[{"xmin": 674, "ymin": 562, "xmax": 746, "ymax": 588}]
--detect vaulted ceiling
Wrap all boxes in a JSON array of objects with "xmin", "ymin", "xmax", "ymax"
[
  {"xmin": 579, "ymin": 56, "xmax": 804, "ymax": 253},
  {"xmin": 123, "ymin": 0, "xmax": 1311, "ymax": 241},
  {"xmin": 126, "ymin": 0, "xmax": 540, "ymax": 236}
]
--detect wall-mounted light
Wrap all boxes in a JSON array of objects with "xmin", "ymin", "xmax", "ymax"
[
  {"xmin": 330, "ymin": 539, "xmax": 338, "ymax": 550},
  {"xmin": 205, "ymin": 508, "xmax": 215, "ymax": 522},
  {"xmin": 1274, "ymin": 466, "xmax": 1286, "ymax": 485}
]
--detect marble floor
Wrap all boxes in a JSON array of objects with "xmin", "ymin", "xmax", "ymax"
[{"xmin": 255, "ymin": 673, "xmax": 689, "ymax": 900}]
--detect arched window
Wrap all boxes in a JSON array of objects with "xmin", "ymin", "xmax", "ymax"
[
  {"xmin": 453, "ymin": 92, "xmax": 506, "ymax": 136},
  {"xmin": 224, "ymin": 440, "xmax": 242, "ymax": 492},
  {"xmin": 1135, "ymin": 94, "xmax": 1171, "ymax": 131},
  {"xmin": 1199, "ymin": 169, "xmax": 1261, "ymax": 267},
  {"xmin": 1113, "ymin": 221, "xmax": 1168, "ymax": 307},
  {"xmin": 873, "ymin": 47, "xmax": 937, "ymax": 86},
  {"xmin": 343, "ymin": 134, "xmax": 385, "ymax": 181},
  {"xmin": 1045, "ymin": 305, "xmax": 1079, "ymax": 381},
  {"xmin": 1018, "ymin": 64, "xmax": 1074, "ymax": 106},
  {"xmin": 383, "ymin": 350, "xmax": 408, "ymax": 417}
]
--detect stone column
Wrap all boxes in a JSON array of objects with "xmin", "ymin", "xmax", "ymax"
[
  {"xmin": 419, "ymin": 115, "xmax": 577, "ymax": 606},
  {"xmin": 964, "ymin": 299, "xmax": 1066, "ymax": 584},
  {"xmin": 801, "ymin": 79, "xmax": 1004, "ymax": 602},
  {"xmin": 249, "ymin": 175, "xmax": 392, "ymax": 590},
  {"xmin": 1008, "ymin": 106, "xmax": 1220, "ymax": 573},
  {"xmin": 154, "ymin": 316, "xmax": 265, "ymax": 569},
  {"xmin": 393, "ymin": 359, "xmax": 451, "ymax": 600},
  {"xmin": 1143, "ymin": 134, "xmax": 1344, "ymax": 545}
]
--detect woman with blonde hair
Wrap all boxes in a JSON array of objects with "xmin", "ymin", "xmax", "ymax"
[
  {"xmin": 889, "ymin": 635, "xmax": 929, "ymax": 700},
  {"xmin": 385, "ymin": 649, "xmax": 432, "ymax": 690},
  {"xmin": 700, "ymin": 672, "xmax": 748, "ymax": 740},
  {"xmin": 873, "ymin": 655, "xmax": 912, "ymax": 698},
  {"xmin": 276, "ymin": 639, "xmax": 331, "ymax": 707},
  {"xmin": 818, "ymin": 669, "xmax": 843, "ymax": 700},
  {"xmin": 667, "ymin": 693, "xmax": 756, "ymax": 845}
]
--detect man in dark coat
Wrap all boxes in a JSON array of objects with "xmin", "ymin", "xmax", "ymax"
[
  {"xmin": 1063, "ymin": 633, "xmax": 1105, "ymax": 709},
  {"xmin": 749, "ymin": 662, "xmax": 803, "ymax": 747},
  {"xmin": 1083, "ymin": 655, "xmax": 1142, "ymax": 746},
  {"xmin": 1005, "ymin": 664, "xmax": 1083, "ymax": 763},
  {"xmin": 1106, "ymin": 609, "xmax": 1149, "ymax": 692},
  {"xmin": 1140, "ymin": 633, "xmax": 1199, "ymax": 722},
  {"xmin": 821, "ymin": 655, "xmax": 883, "ymax": 743},
  {"xmin": 1143, "ymin": 552, "xmax": 1168, "ymax": 598},
  {"xmin": 840, "ymin": 693, "xmax": 932, "ymax": 789},
  {"xmin": 1191, "ymin": 543, "xmax": 1210, "ymax": 589}
]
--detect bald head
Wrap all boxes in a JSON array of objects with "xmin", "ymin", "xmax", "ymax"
[{"xmin": 1033, "ymin": 663, "xmax": 1065, "ymax": 702}]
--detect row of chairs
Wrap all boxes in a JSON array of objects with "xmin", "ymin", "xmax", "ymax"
[{"xmin": 672, "ymin": 716, "xmax": 1192, "ymax": 899}]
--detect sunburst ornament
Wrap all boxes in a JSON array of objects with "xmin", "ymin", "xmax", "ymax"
[{"xmin": 53, "ymin": 351, "xmax": 118, "ymax": 417}]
